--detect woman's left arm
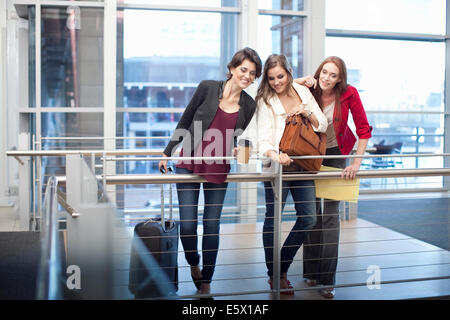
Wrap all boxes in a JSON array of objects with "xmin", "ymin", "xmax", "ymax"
[
  {"xmin": 349, "ymin": 87, "xmax": 372, "ymax": 140},
  {"xmin": 341, "ymin": 138, "xmax": 368, "ymax": 180},
  {"xmin": 342, "ymin": 87, "xmax": 372, "ymax": 180}
]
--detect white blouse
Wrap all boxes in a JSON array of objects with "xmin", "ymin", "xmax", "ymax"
[{"xmin": 256, "ymin": 82, "xmax": 328, "ymax": 158}]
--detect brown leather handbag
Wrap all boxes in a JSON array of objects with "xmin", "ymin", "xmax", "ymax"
[{"xmin": 279, "ymin": 114, "xmax": 327, "ymax": 172}]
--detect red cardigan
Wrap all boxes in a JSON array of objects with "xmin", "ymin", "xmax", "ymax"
[{"xmin": 332, "ymin": 85, "xmax": 372, "ymax": 155}]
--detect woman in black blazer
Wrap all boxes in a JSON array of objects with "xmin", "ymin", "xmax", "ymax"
[{"xmin": 159, "ymin": 48, "xmax": 262, "ymax": 297}]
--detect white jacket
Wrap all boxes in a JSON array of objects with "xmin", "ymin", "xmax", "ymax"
[{"xmin": 256, "ymin": 82, "xmax": 328, "ymax": 158}]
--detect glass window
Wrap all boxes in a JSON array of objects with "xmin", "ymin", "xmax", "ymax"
[
  {"xmin": 41, "ymin": 112, "xmax": 104, "ymax": 184},
  {"xmin": 40, "ymin": 6, "xmax": 104, "ymax": 108},
  {"xmin": 121, "ymin": 8, "xmax": 237, "ymax": 102},
  {"xmin": 326, "ymin": 0, "xmax": 446, "ymax": 35},
  {"xmin": 258, "ymin": 0, "xmax": 304, "ymax": 10},
  {"xmin": 117, "ymin": 9, "xmax": 238, "ymax": 210},
  {"xmin": 116, "ymin": 112, "xmax": 179, "ymax": 151},
  {"xmin": 258, "ymin": 15, "xmax": 305, "ymax": 77},
  {"xmin": 29, "ymin": 5, "xmax": 105, "ymax": 199},
  {"xmin": 325, "ymin": 37, "xmax": 445, "ymax": 189},
  {"xmin": 41, "ymin": 112, "xmax": 104, "ymax": 140},
  {"xmin": 118, "ymin": 9, "xmax": 238, "ymax": 149},
  {"xmin": 325, "ymin": 38, "xmax": 445, "ymax": 113}
]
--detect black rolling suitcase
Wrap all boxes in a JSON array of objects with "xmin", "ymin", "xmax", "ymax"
[{"xmin": 129, "ymin": 180, "xmax": 179, "ymax": 298}]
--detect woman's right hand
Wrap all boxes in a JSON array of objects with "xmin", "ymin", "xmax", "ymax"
[
  {"xmin": 278, "ymin": 152, "xmax": 294, "ymax": 166},
  {"xmin": 159, "ymin": 154, "xmax": 168, "ymax": 174},
  {"xmin": 294, "ymin": 75, "xmax": 317, "ymax": 89},
  {"xmin": 269, "ymin": 151, "xmax": 293, "ymax": 166}
]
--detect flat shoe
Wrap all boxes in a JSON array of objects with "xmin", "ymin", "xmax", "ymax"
[{"xmin": 320, "ymin": 288, "xmax": 335, "ymax": 299}]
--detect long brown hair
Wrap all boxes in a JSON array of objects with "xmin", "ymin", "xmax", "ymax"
[
  {"xmin": 256, "ymin": 54, "xmax": 294, "ymax": 107},
  {"xmin": 311, "ymin": 56, "xmax": 348, "ymax": 119}
]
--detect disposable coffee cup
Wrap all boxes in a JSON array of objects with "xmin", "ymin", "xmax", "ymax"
[{"xmin": 237, "ymin": 140, "xmax": 253, "ymax": 164}]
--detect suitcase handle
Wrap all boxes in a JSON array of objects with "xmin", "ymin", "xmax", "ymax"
[
  {"xmin": 160, "ymin": 170, "xmax": 174, "ymax": 232},
  {"xmin": 159, "ymin": 166, "xmax": 173, "ymax": 174}
]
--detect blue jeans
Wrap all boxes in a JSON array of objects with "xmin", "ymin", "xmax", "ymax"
[
  {"xmin": 175, "ymin": 167, "xmax": 228, "ymax": 283},
  {"xmin": 263, "ymin": 179, "xmax": 317, "ymax": 277}
]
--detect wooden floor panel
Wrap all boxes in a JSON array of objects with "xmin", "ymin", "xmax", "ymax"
[{"xmin": 172, "ymin": 218, "xmax": 450, "ymax": 300}]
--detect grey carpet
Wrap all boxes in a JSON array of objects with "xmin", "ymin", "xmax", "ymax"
[
  {"xmin": 0, "ymin": 232, "xmax": 41, "ymax": 299},
  {"xmin": 357, "ymin": 197, "xmax": 449, "ymax": 250}
]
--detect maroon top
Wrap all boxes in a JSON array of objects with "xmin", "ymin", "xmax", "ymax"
[{"xmin": 177, "ymin": 107, "xmax": 239, "ymax": 184}]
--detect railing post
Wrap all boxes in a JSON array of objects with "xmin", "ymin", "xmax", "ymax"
[
  {"xmin": 17, "ymin": 132, "xmax": 31, "ymax": 230},
  {"xmin": 272, "ymin": 161, "xmax": 283, "ymax": 299},
  {"xmin": 102, "ymin": 151, "xmax": 107, "ymax": 191},
  {"xmin": 36, "ymin": 155, "xmax": 43, "ymax": 231},
  {"xmin": 91, "ymin": 152, "xmax": 96, "ymax": 173},
  {"xmin": 347, "ymin": 201, "xmax": 358, "ymax": 220}
]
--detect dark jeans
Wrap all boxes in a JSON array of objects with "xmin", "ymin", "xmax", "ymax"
[
  {"xmin": 303, "ymin": 146, "xmax": 346, "ymax": 285},
  {"xmin": 175, "ymin": 167, "xmax": 228, "ymax": 283},
  {"xmin": 263, "ymin": 178, "xmax": 317, "ymax": 278}
]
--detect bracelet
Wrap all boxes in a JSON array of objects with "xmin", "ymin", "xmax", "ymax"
[{"xmin": 306, "ymin": 111, "xmax": 312, "ymax": 119}]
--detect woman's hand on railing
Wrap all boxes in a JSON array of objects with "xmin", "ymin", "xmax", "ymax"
[
  {"xmin": 279, "ymin": 153, "xmax": 294, "ymax": 166},
  {"xmin": 341, "ymin": 163, "xmax": 360, "ymax": 180},
  {"xmin": 158, "ymin": 154, "xmax": 169, "ymax": 174},
  {"xmin": 342, "ymin": 138, "xmax": 368, "ymax": 180},
  {"xmin": 267, "ymin": 150, "xmax": 293, "ymax": 166}
]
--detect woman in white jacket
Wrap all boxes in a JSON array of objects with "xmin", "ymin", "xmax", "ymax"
[{"xmin": 255, "ymin": 54, "xmax": 327, "ymax": 294}]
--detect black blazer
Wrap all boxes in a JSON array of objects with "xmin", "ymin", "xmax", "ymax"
[{"xmin": 163, "ymin": 80, "xmax": 256, "ymax": 157}]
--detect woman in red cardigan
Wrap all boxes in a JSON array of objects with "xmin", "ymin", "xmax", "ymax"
[{"xmin": 296, "ymin": 56, "xmax": 372, "ymax": 298}]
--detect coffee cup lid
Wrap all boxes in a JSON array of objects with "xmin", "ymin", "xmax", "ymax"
[{"xmin": 238, "ymin": 139, "xmax": 253, "ymax": 147}]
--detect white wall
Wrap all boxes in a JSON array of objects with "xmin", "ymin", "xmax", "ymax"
[{"xmin": 0, "ymin": 0, "xmax": 10, "ymax": 206}]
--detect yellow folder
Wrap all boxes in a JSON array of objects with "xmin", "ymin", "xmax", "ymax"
[{"xmin": 314, "ymin": 166, "xmax": 360, "ymax": 203}]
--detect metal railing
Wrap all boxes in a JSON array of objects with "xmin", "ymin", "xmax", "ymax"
[
  {"xmin": 6, "ymin": 148, "xmax": 450, "ymax": 229},
  {"xmin": 10, "ymin": 150, "xmax": 449, "ymax": 300},
  {"xmin": 36, "ymin": 176, "xmax": 64, "ymax": 300}
]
